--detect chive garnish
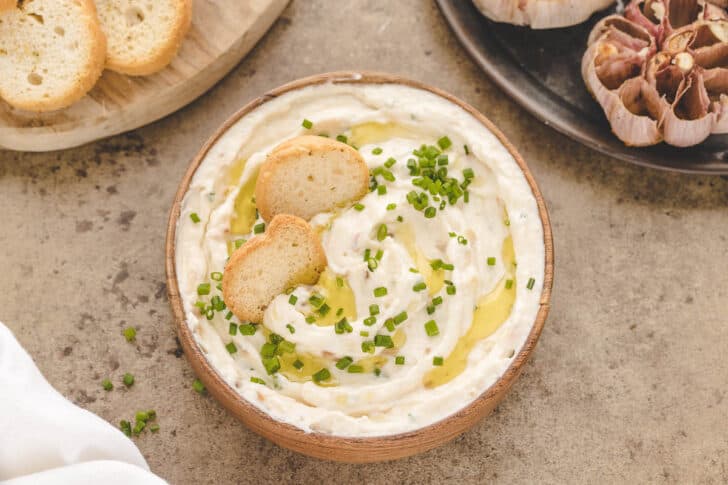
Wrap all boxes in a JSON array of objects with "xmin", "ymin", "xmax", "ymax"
[
  {"xmin": 309, "ymin": 293, "xmax": 325, "ymax": 307},
  {"xmin": 122, "ymin": 327, "xmax": 136, "ymax": 342},
  {"xmin": 505, "ymin": 279, "xmax": 514, "ymax": 290},
  {"xmin": 353, "ymin": 203, "xmax": 365, "ymax": 211},
  {"xmin": 197, "ymin": 283, "xmax": 210, "ymax": 295},
  {"xmin": 336, "ymin": 134, "xmax": 348, "ymax": 143},
  {"xmin": 302, "ymin": 119, "xmax": 313, "ymax": 129},
  {"xmin": 432, "ymin": 296, "xmax": 443, "ymax": 306},
  {"xmin": 386, "ymin": 203, "xmax": 397, "ymax": 211},
  {"xmin": 286, "ymin": 324, "xmax": 295, "ymax": 334},
  {"xmin": 457, "ymin": 235, "xmax": 468, "ymax": 245},
  {"xmin": 424, "ymin": 207, "xmax": 436, "ymax": 218},
  {"xmin": 374, "ymin": 335, "xmax": 394, "ymax": 348},
  {"xmin": 229, "ymin": 323, "xmax": 237, "ymax": 335},
  {"xmin": 397, "ymin": 215, "xmax": 404, "ymax": 222},
  {"xmin": 395, "ymin": 356, "xmax": 405, "ymax": 365},
  {"xmin": 190, "ymin": 213, "xmax": 200, "ymax": 223},
  {"xmin": 377, "ymin": 224, "xmax": 388, "ymax": 241},
  {"xmin": 372, "ymin": 147, "xmax": 383, "ymax": 155},
  {"xmin": 375, "ymin": 249, "xmax": 383, "ymax": 260},
  {"xmin": 336, "ymin": 356, "xmax": 353, "ymax": 370},
  {"xmin": 412, "ymin": 282, "xmax": 427, "ymax": 292},
  {"xmin": 239, "ymin": 324, "xmax": 256, "ymax": 335},
  {"xmin": 192, "ymin": 378, "xmax": 205, "ymax": 394},
  {"xmin": 364, "ymin": 316, "xmax": 377, "ymax": 326},
  {"xmin": 123, "ymin": 373, "xmax": 134, "ymax": 387},
  {"xmin": 464, "ymin": 144, "xmax": 470, "ymax": 155},
  {"xmin": 278, "ymin": 340, "xmax": 295, "ymax": 353},
  {"xmin": 463, "ymin": 167, "xmax": 475, "ymax": 179},
  {"xmin": 367, "ymin": 258, "xmax": 378, "ymax": 271},
  {"xmin": 347, "ymin": 365, "xmax": 364, "ymax": 373},
  {"xmin": 336, "ymin": 276, "xmax": 344, "ymax": 287},
  {"xmin": 384, "ymin": 157, "xmax": 396, "ymax": 168},
  {"xmin": 313, "ymin": 368, "xmax": 331, "ymax": 383},
  {"xmin": 305, "ymin": 315, "xmax": 316, "ymax": 324},
  {"xmin": 393, "ymin": 311, "xmax": 408, "ymax": 325},
  {"xmin": 374, "ymin": 368, "xmax": 382, "ymax": 376},
  {"xmin": 262, "ymin": 357, "xmax": 280, "ymax": 375},
  {"xmin": 360, "ymin": 331, "xmax": 369, "ymax": 337},
  {"xmin": 487, "ymin": 257, "xmax": 496, "ymax": 266},
  {"xmin": 293, "ymin": 359, "xmax": 304, "ymax": 370},
  {"xmin": 336, "ymin": 307, "xmax": 344, "ymax": 317},
  {"xmin": 253, "ymin": 223, "xmax": 265, "ymax": 234},
  {"xmin": 527, "ymin": 278, "xmax": 536, "ymax": 290},
  {"xmin": 373, "ymin": 287, "xmax": 388, "ymax": 297},
  {"xmin": 424, "ymin": 320, "xmax": 439, "ymax": 337},
  {"xmin": 318, "ymin": 303, "xmax": 331, "ymax": 316},
  {"xmin": 426, "ymin": 305, "xmax": 435, "ymax": 315},
  {"xmin": 234, "ymin": 239, "xmax": 246, "ymax": 249},
  {"xmin": 377, "ymin": 185, "xmax": 387, "ymax": 195},
  {"xmin": 102, "ymin": 379, "xmax": 113, "ymax": 391},
  {"xmin": 334, "ymin": 318, "xmax": 353, "ymax": 334},
  {"xmin": 288, "ymin": 294, "xmax": 298, "ymax": 305},
  {"xmin": 250, "ymin": 376, "xmax": 266, "ymax": 385},
  {"xmin": 226, "ymin": 342, "xmax": 237, "ymax": 354},
  {"xmin": 361, "ymin": 341, "xmax": 375, "ymax": 354},
  {"xmin": 384, "ymin": 319, "xmax": 395, "ymax": 332},
  {"xmin": 120, "ymin": 420, "xmax": 132, "ymax": 437},
  {"xmin": 433, "ymin": 356, "xmax": 444, "ymax": 366},
  {"xmin": 437, "ymin": 136, "xmax": 452, "ymax": 150},
  {"xmin": 260, "ymin": 342, "xmax": 276, "ymax": 358}
]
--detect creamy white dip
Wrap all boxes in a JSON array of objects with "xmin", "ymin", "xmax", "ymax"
[{"xmin": 175, "ymin": 81, "xmax": 545, "ymax": 437}]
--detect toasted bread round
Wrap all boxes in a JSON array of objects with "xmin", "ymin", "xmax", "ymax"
[
  {"xmin": 0, "ymin": 0, "xmax": 107, "ymax": 112},
  {"xmin": 95, "ymin": 0, "xmax": 192, "ymax": 76},
  {"xmin": 255, "ymin": 135, "xmax": 370, "ymax": 222},
  {"xmin": 222, "ymin": 214, "xmax": 327, "ymax": 324},
  {"xmin": 0, "ymin": 0, "xmax": 15, "ymax": 12}
]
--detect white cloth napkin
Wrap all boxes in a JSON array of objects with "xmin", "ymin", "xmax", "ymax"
[{"xmin": 0, "ymin": 322, "xmax": 166, "ymax": 484}]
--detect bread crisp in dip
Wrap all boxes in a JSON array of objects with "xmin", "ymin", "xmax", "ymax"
[{"xmin": 175, "ymin": 81, "xmax": 546, "ymax": 437}]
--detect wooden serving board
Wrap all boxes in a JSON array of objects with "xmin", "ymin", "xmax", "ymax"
[{"xmin": 0, "ymin": 0, "xmax": 289, "ymax": 152}]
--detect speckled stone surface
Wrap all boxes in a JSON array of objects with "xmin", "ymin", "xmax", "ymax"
[{"xmin": 1, "ymin": 1, "xmax": 727, "ymax": 484}]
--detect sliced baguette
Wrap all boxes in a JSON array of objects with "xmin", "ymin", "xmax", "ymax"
[
  {"xmin": 95, "ymin": 0, "xmax": 192, "ymax": 76},
  {"xmin": 255, "ymin": 135, "xmax": 370, "ymax": 222},
  {"xmin": 223, "ymin": 214, "xmax": 327, "ymax": 324},
  {"xmin": 0, "ymin": 0, "xmax": 106, "ymax": 112}
]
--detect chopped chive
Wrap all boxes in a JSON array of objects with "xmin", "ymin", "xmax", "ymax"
[
  {"xmin": 253, "ymin": 223, "xmax": 265, "ymax": 234},
  {"xmin": 102, "ymin": 379, "xmax": 113, "ymax": 391},
  {"xmin": 260, "ymin": 342, "xmax": 276, "ymax": 358},
  {"xmin": 334, "ymin": 318, "xmax": 353, "ymax": 334},
  {"xmin": 302, "ymin": 118, "xmax": 313, "ymax": 129},
  {"xmin": 262, "ymin": 356, "xmax": 280, "ymax": 375},
  {"xmin": 432, "ymin": 296, "xmax": 443, "ymax": 306},
  {"xmin": 225, "ymin": 311, "xmax": 233, "ymax": 320},
  {"xmin": 190, "ymin": 212, "xmax": 200, "ymax": 223},
  {"xmin": 426, "ymin": 305, "xmax": 435, "ymax": 315},
  {"xmin": 386, "ymin": 203, "xmax": 397, "ymax": 211},
  {"xmin": 527, "ymin": 278, "xmax": 536, "ymax": 290},
  {"xmin": 235, "ymin": 239, "xmax": 246, "ymax": 249},
  {"xmin": 318, "ymin": 303, "xmax": 331, "ymax": 316},
  {"xmin": 487, "ymin": 257, "xmax": 496, "ymax": 266},
  {"xmin": 372, "ymin": 147, "xmax": 383, "ymax": 155},
  {"xmin": 210, "ymin": 295, "xmax": 225, "ymax": 311},
  {"xmin": 250, "ymin": 376, "xmax": 266, "ymax": 385},
  {"xmin": 359, "ymin": 331, "xmax": 369, "ymax": 337},
  {"xmin": 367, "ymin": 258, "xmax": 378, "ymax": 271},
  {"xmin": 433, "ymin": 356, "xmax": 444, "ymax": 366},
  {"xmin": 361, "ymin": 341, "xmax": 375, "ymax": 354},
  {"xmin": 374, "ymin": 368, "xmax": 382, "ymax": 376},
  {"xmin": 197, "ymin": 283, "xmax": 210, "ymax": 295},
  {"xmin": 210, "ymin": 272, "xmax": 223, "ymax": 281},
  {"xmin": 424, "ymin": 207, "xmax": 436, "ymax": 218},
  {"xmin": 463, "ymin": 168, "xmax": 475, "ymax": 179},
  {"xmin": 120, "ymin": 420, "xmax": 132, "ymax": 437},
  {"xmin": 449, "ymin": 232, "xmax": 456, "ymax": 238},
  {"xmin": 374, "ymin": 287, "xmax": 388, "ymax": 297},
  {"xmin": 309, "ymin": 293, "xmax": 325, "ymax": 307},
  {"xmin": 336, "ymin": 307, "xmax": 344, "ymax": 317},
  {"xmin": 364, "ymin": 316, "xmax": 377, "ymax": 326},
  {"xmin": 278, "ymin": 340, "xmax": 295, "ymax": 354},
  {"xmin": 239, "ymin": 324, "xmax": 256, "ymax": 335},
  {"xmin": 288, "ymin": 294, "xmax": 298, "ymax": 305},
  {"xmin": 457, "ymin": 235, "xmax": 468, "ymax": 245},
  {"xmin": 395, "ymin": 356, "xmax": 405, "ymax": 365},
  {"xmin": 336, "ymin": 356, "xmax": 353, "ymax": 370},
  {"xmin": 192, "ymin": 378, "xmax": 205, "ymax": 394},
  {"xmin": 123, "ymin": 373, "xmax": 134, "ymax": 387},
  {"xmin": 286, "ymin": 324, "xmax": 296, "ymax": 334},
  {"xmin": 229, "ymin": 322, "xmax": 237, "ymax": 335},
  {"xmin": 424, "ymin": 320, "xmax": 439, "ymax": 337},
  {"xmin": 293, "ymin": 359, "xmax": 304, "ymax": 370},
  {"xmin": 122, "ymin": 327, "xmax": 136, "ymax": 342},
  {"xmin": 505, "ymin": 279, "xmax": 514, "ymax": 290},
  {"xmin": 150, "ymin": 423, "xmax": 160, "ymax": 433},
  {"xmin": 464, "ymin": 144, "xmax": 470, "ymax": 155},
  {"xmin": 305, "ymin": 315, "xmax": 316, "ymax": 324},
  {"xmin": 353, "ymin": 203, "xmax": 365, "ymax": 211},
  {"xmin": 336, "ymin": 276, "xmax": 344, "ymax": 287},
  {"xmin": 363, "ymin": 248, "xmax": 371, "ymax": 261},
  {"xmin": 336, "ymin": 134, "xmax": 348, "ymax": 143},
  {"xmin": 375, "ymin": 249, "xmax": 384, "ymax": 260},
  {"xmin": 347, "ymin": 365, "xmax": 364, "ymax": 373},
  {"xmin": 313, "ymin": 368, "xmax": 331, "ymax": 383},
  {"xmin": 377, "ymin": 185, "xmax": 387, "ymax": 195},
  {"xmin": 226, "ymin": 342, "xmax": 237, "ymax": 354},
  {"xmin": 384, "ymin": 319, "xmax": 395, "ymax": 332},
  {"xmin": 384, "ymin": 157, "xmax": 396, "ymax": 168},
  {"xmin": 413, "ymin": 281, "xmax": 427, "ymax": 292},
  {"xmin": 374, "ymin": 335, "xmax": 394, "ymax": 348},
  {"xmin": 409, "ymin": 267, "xmax": 419, "ymax": 273},
  {"xmin": 397, "ymin": 215, "xmax": 404, "ymax": 222},
  {"xmin": 393, "ymin": 311, "xmax": 408, "ymax": 325},
  {"xmin": 437, "ymin": 136, "xmax": 452, "ymax": 150},
  {"xmin": 377, "ymin": 224, "xmax": 388, "ymax": 241}
]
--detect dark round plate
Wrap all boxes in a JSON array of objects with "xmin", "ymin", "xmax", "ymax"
[{"xmin": 436, "ymin": 0, "xmax": 728, "ymax": 174}]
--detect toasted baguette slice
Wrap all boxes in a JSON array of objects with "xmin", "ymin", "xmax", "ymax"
[
  {"xmin": 0, "ymin": 0, "xmax": 106, "ymax": 112},
  {"xmin": 95, "ymin": 0, "xmax": 192, "ymax": 76},
  {"xmin": 255, "ymin": 135, "xmax": 370, "ymax": 222},
  {"xmin": 223, "ymin": 214, "xmax": 327, "ymax": 323},
  {"xmin": 0, "ymin": 1, "xmax": 15, "ymax": 12}
]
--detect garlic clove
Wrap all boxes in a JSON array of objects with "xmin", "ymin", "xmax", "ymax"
[{"xmin": 472, "ymin": 0, "xmax": 615, "ymax": 29}]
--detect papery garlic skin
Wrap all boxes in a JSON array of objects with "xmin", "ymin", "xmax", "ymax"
[
  {"xmin": 473, "ymin": 0, "xmax": 615, "ymax": 29},
  {"xmin": 584, "ymin": 1, "xmax": 728, "ymax": 147}
]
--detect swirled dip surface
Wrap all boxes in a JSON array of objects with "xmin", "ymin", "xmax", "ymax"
[{"xmin": 175, "ymin": 82, "xmax": 545, "ymax": 437}]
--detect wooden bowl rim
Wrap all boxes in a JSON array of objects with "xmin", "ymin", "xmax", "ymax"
[{"xmin": 165, "ymin": 71, "xmax": 554, "ymax": 461}]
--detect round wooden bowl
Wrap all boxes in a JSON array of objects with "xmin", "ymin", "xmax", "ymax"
[{"xmin": 165, "ymin": 71, "xmax": 554, "ymax": 463}]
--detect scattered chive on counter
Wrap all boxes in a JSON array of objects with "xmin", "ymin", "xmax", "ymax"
[
  {"xmin": 192, "ymin": 378, "xmax": 205, "ymax": 394},
  {"xmin": 123, "ymin": 373, "xmax": 134, "ymax": 387},
  {"xmin": 122, "ymin": 327, "xmax": 136, "ymax": 342},
  {"xmin": 102, "ymin": 379, "xmax": 113, "ymax": 391}
]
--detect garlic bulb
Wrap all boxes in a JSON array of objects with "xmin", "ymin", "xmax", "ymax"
[
  {"xmin": 583, "ymin": 0, "xmax": 728, "ymax": 147},
  {"xmin": 472, "ymin": 0, "xmax": 615, "ymax": 29}
]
